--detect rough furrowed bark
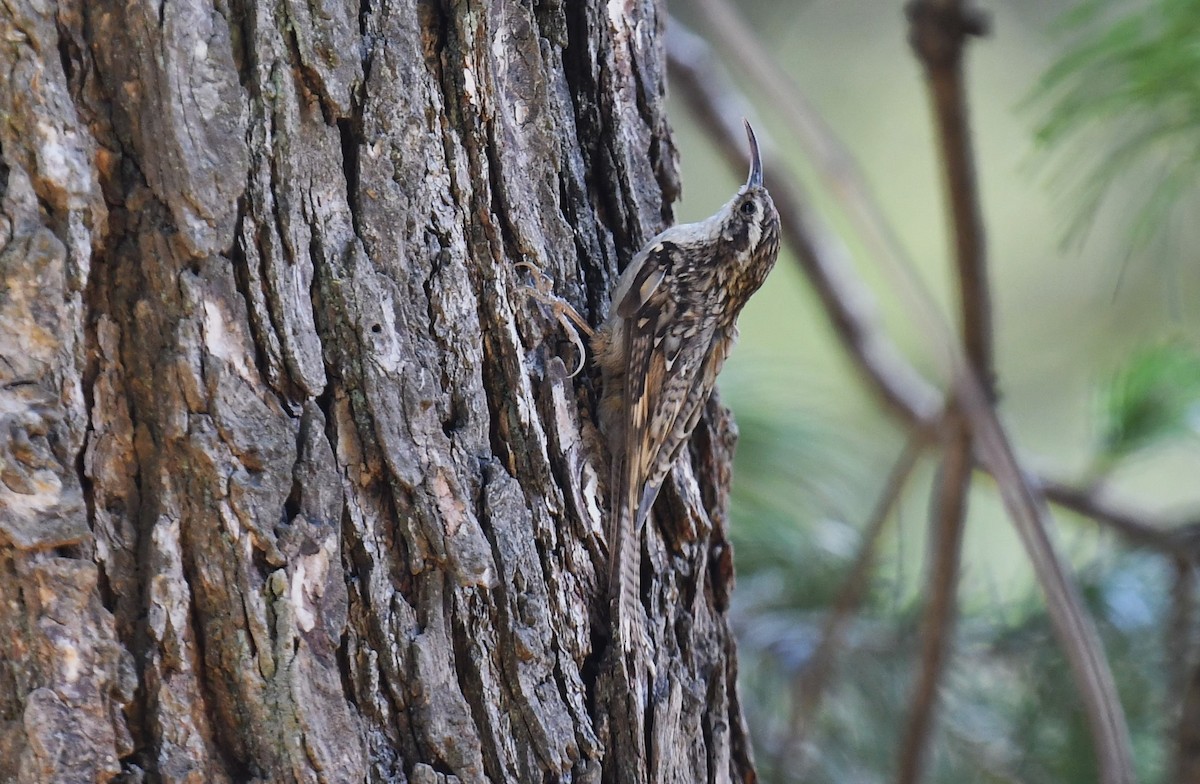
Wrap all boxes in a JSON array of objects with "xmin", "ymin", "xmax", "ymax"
[{"xmin": 0, "ymin": 0, "xmax": 751, "ymax": 782}]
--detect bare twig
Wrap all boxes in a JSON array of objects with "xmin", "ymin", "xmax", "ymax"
[
  {"xmin": 909, "ymin": 4, "xmax": 1133, "ymax": 780},
  {"xmin": 897, "ymin": 416, "xmax": 971, "ymax": 784},
  {"xmin": 956, "ymin": 371, "xmax": 1135, "ymax": 784},
  {"xmin": 1038, "ymin": 478, "xmax": 1177, "ymax": 553},
  {"xmin": 896, "ymin": 4, "xmax": 989, "ymax": 780},
  {"xmin": 782, "ymin": 434, "xmax": 930, "ymax": 771},
  {"xmin": 907, "ymin": 0, "xmax": 993, "ymax": 393}
]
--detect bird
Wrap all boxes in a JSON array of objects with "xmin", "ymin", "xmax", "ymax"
[{"xmin": 592, "ymin": 120, "xmax": 781, "ymax": 650}]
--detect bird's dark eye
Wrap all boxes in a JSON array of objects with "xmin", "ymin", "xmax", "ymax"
[{"xmin": 740, "ymin": 201, "xmax": 756, "ymax": 216}]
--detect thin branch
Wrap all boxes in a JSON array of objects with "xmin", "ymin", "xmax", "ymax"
[
  {"xmin": 955, "ymin": 370, "xmax": 1135, "ymax": 784},
  {"xmin": 1038, "ymin": 478, "xmax": 1178, "ymax": 553},
  {"xmin": 907, "ymin": 0, "xmax": 993, "ymax": 392},
  {"xmin": 1167, "ymin": 564, "xmax": 1200, "ymax": 784},
  {"xmin": 897, "ymin": 415, "xmax": 971, "ymax": 784},
  {"xmin": 897, "ymin": 3, "xmax": 990, "ymax": 778},
  {"xmin": 908, "ymin": 4, "xmax": 1133, "ymax": 780},
  {"xmin": 782, "ymin": 434, "xmax": 930, "ymax": 771}
]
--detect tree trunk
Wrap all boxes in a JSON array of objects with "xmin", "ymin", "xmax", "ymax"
[{"xmin": 0, "ymin": 1, "xmax": 753, "ymax": 782}]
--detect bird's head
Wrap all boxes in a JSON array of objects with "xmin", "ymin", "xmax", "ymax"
[
  {"xmin": 717, "ymin": 120, "xmax": 781, "ymax": 297},
  {"xmin": 609, "ymin": 121, "xmax": 781, "ymax": 323}
]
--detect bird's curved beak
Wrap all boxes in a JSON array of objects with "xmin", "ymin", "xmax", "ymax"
[{"xmin": 744, "ymin": 120, "xmax": 763, "ymax": 188}]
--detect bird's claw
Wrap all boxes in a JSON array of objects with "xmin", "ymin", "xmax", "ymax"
[{"xmin": 516, "ymin": 261, "xmax": 593, "ymax": 377}]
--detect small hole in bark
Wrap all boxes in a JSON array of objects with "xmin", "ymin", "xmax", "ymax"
[
  {"xmin": 442, "ymin": 393, "xmax": 467, "ymax": 436},
  {"xmin": 370, "ymin": 323, "xmax": 381, "ymax": 334},
  {"xmin": 283, "ymin": 476, "xmax": 302, "ymax": 524}
]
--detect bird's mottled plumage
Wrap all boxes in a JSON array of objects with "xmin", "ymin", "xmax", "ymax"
[{"xmin": 594, "ymin": 121, "xmax": 781, "ymax": 648}]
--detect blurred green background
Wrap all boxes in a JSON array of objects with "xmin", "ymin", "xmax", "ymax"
[{"xmin": 666, "ymin": 0, "xmax": 1200, "ymax": 781}]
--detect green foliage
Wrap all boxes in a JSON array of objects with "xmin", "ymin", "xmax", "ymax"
[
  {"xmin": 990, "ymin": 555, "xmax": 1169, "ymax": 783},
  {"xmin": 732, "ymin": 462, "xmax": 1174, "ymax": 784},
  {"xmin": 1096, "ymin": 340, "xmax": 1200, "ymax": 466},
  {"xmin": 730, "ymin": 407, "xmax": 866, "ymax": 611},
  {"xmin": 1031, "ymin": 0, "xmax": 1200, "ymax": 249},
  {"xmin": 725, "ymin": 369, "xmax": 1181, "ymax": 783}
]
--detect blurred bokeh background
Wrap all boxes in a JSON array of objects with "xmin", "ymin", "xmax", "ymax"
[{"xmin": 665, "ymin": 0, "xmax": 1200, "ymax": 781}]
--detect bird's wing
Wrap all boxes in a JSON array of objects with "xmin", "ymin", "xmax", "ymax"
[
  {"xmin": 609, "ymin": 241, "xmax": 723, "ymax": 650},
  {"xmin": 614, "ymin": 243, "xmax": 725, "ymax": 534}
]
